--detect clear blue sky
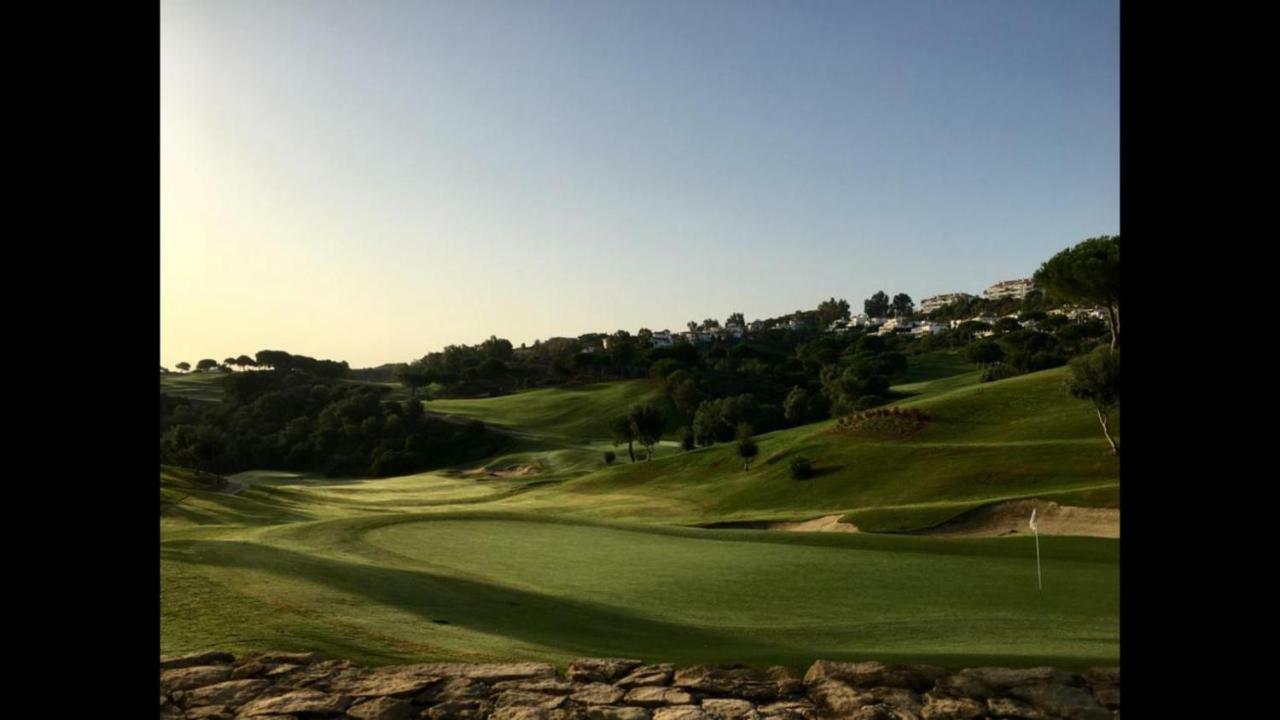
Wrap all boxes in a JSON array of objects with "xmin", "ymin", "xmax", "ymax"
[{"xmin": 162, "ymin": 0, "xmax": 1118, "ymax": 368}]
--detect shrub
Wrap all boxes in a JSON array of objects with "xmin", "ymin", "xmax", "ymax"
[
  {"xmin": 980, "ymin": 364, "xmax": 1021, "ymax": 383},
  {"xmin": 790, "ymin": 457, "xmax": 815, "ymax": 480},
  {"xmin": 603, "ymin": 450, "xmax": 616, "ymax": 465}
]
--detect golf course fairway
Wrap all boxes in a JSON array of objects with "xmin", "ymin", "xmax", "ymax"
[{"xmin": 162, "ymin": 511, "xmax": 1117, "ymax": 670}]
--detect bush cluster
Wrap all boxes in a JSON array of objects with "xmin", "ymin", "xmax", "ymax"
[
  {"xmin": 789, "ymin": 456, "xmax": 815, "ymax": 480},
  {"xmin": 834, "ymin": 406, "xmax": 932, "ymax": 436}
]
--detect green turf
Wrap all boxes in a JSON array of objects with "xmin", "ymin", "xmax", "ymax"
[
  {"xmin": 161, "ymin": 364, "xmax": 1119, "ymax": 670},
  {"xmin": 429, "ymin": 380, "xmax": 670, "ymax": 442},
  {"xmin": 160, "ymin": 372, "xmax": 229, "ymax": 403},
  {"xmin": 492, "ymin": 367, "xmax": 1119, "ymax": 530},
  {"xmin": 892, "ymin": 350, "xmax": 978, "ymax": 386},
  {"xmin": 163, "ymin": 511, "xmax": 1116, "ymax": 670}
]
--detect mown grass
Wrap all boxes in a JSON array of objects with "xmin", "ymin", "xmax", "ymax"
[
  {"xmin": 162, "ymin": 512, "xmax": 1117, "ymax": 670},
  {"xmin": 160, "ymin": 372, "xmax": 229, "ymax": 403},
  {"xmin": 161, "ymin": 360, "xmax": 1119, "ymax": 671},
  {"xmin": 429, "ymin": 380, "xmax": 670, "ymax": 442}
]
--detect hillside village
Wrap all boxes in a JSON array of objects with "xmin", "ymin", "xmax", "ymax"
[
  {"xmin": 593, "ymin": 276, "xmax": 1107, "ymax": 352},
  {"xmin": 162, "ymin": 275, "xmax": 1108, "ymax": 373}
]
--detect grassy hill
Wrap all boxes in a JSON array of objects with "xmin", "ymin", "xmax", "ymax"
[
  {"xmin": 161, "ymin": 360, "xmax": 1119, "ymax": 671},
  {"xmin": 491, "ymin": 366, "xmax": 1118, "ymax": 531},
  {"xmin": 160, "ymin": 372, "xmax": 229, "ymax": 403},
  {"xmin": 429, "ymin": 379, "xmax": 670, "ymax": 442}
]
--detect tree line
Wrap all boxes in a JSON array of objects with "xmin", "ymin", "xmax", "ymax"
[{"xmin": 160, "ymin": 361, "xmax": 509, "ymax": 477}]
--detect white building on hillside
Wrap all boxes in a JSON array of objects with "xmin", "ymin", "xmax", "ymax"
[
  {"xmin": 982, "ymin": 278, "xmax": 1035, "ymax": 300},
  {"xmin": 920, "ymin": 292, "xmax": 975, "ymax": 314},
  {"xmin": 650, "ymin": 330, "xmax": 674, "ymax": 348},
  {"xmin": 912, "ymin": 321, "xmax": 948, "ymax": 336}
]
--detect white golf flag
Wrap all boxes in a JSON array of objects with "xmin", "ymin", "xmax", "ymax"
[{"xmin": 1030, "ymin": 508, "xmax": 1042, "ymax": 591}]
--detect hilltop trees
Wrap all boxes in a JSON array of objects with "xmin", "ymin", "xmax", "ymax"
[
  {"xmin": 726, "ymin": 312, "xmax": 745, "ymax": 327},
  {"xmin": 891, "ymin": 294, "xmax": 915, "ymax": 318},
  {"xmin": 1034, "ymin": 235, "xmax": 1121, "ymax": 348},
  {"xmin": 864, "ymin": 291, "xmax": 890, "ymax": 318},
  {"xmin": 160, "ymin": 363, "xmax": 507, "ymax": 477},
  {"xmin": 196, "ymin": 359, "xmax": 219, "ymax": 372},
  {"xmin": 816, "ymin": 298, "xmax": 851, "ymax": 328},
  {"xmin": 235, "ymin": 355, "xmax": 256, "ymax": 370},
  {"xmin": 1067, "ymin": 346, "xmax": 1121, "ymax": 455},
  {"xmin": 176, "ymin": 362, "xmax": 191, "ymax": 373}
]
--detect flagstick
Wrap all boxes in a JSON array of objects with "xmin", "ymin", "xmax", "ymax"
[
  {"xmin": 1030, "ymin": 508, "xmax": 1042, "ymax": 591},
  {"xmin": 1034, "ymin": 527, "xmax": 1042, "ymax": 591}
]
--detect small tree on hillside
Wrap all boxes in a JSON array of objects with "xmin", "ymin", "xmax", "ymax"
[
  {"xmin": 783, "ymin": 386, "xmax": 811, "ymax": 426},
  {"xmin": 196, "ymin": 358, "xmax": 218, "ymax": 372},
  {"xmin": 610, "ymin": 414, "xmax": 636, "ymax": 463},
  {"xmin": 891, "ymin": 293, "xmax": 915, "ymax": 318},
  {"xmin": 735, "ymin": 422, "xmax": 759, "ymax": 471},
  {"xmin": 223, "ymin": 357, "xmax": 237, "ymax": 369},
  {"xmin": 175, "ymin": 362, "xmax": 190, "ymax": 373},
  {"xmin": 629, "ymin": 403, "xmax": 666, "ymax": 461},
  {"xmin": 1066, "ymin": 346, "xmax": 1121, "ymax": 456},
  {"xmin": 235, "ymin": 355, "xmax": 256, "ymax": 371}
]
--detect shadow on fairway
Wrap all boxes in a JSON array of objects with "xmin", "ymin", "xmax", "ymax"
[{"xmin": 161, "ymin": 539, "xmax": 755, "ymax": 662}]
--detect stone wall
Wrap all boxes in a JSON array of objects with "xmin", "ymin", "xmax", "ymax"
[{"xmin": 159, "ymin": 652, "xmax": 1119, "ymax": 720}]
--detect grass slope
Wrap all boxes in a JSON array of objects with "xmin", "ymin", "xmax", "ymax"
[
  {"xmin": 163, "ymin": 510, "xmax": 1116, "ymax": 670},
  {"xmin": 493, "ymin": 367, "xmax": 1119, "ymax": 531},
  {"xmin": 429, "ymin": 380, "xmax": 670, "ymax": 442},
  {"xmin": 160, "ymin": 372, "xmax": 229, "ymax": 403}
]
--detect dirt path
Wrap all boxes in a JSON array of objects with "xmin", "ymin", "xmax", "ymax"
[{"xmin": 912, "ymin": 499, "xmax": 1118, "ymax": 538}]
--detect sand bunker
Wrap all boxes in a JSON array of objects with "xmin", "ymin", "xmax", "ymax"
[
  {"xmin": 769, "ymin": 514, "xmax": 860, "ymax": 533},
  {"xmin": 704, "ymin": 514, "xmax": 860, "ymax": 533},
  {"xmin": 463, "ymin": 464, "xmax": 541, "ymax": 479},
  {"xmin": 914, "ymin": 499, "xmax": 1118, "ymax": 538}
]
